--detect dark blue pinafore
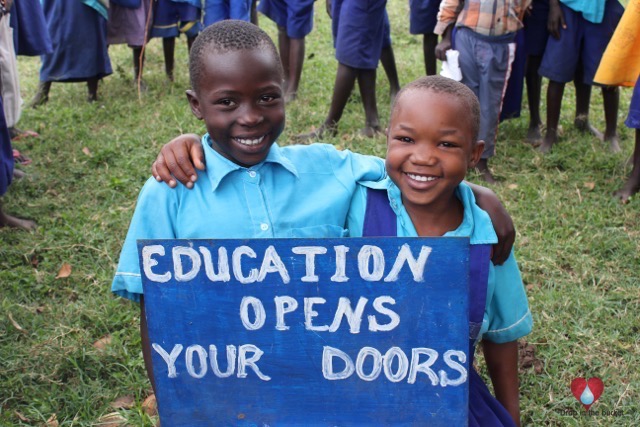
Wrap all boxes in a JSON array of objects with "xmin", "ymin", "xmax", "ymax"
[{"xmin": 363, "ymin": 189, "xmax": 515, "ymax": 427}]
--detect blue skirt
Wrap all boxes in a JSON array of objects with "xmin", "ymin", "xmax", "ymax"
[
  {"xmin": 257, "ymin": 0, "xmax": 314, "ymax": 38},
  {"xmin": 151, "ymin": 0, "xmax": 201, "ymax": 38},
  {"xmin": 409, "ymin": 0, "xmax": 439, "ymax": 35},
  {"xmin": 40, "ymin": 0, "xmax": 112, "ymax": 82},
  {"xmin": 332, "ymin": 0, "xmax": 388, "ymax": 69},
  {"xmin": 500, "ymin": 29, "xmax": 526, "ymax": 122},
  {"xmin": 9, "ymin": 0, "xmax": 52, "ymax": 56},
  {"xmin": 0, "ymin": 98, "xmax": 13, "ymax": 197},
  {"xmin": 626, "ymin": 81, "xmax": 640, "ymax": 129},
  {"xmin": 469, "ymin": 368, "xmax": 517, "ymax": 427}
]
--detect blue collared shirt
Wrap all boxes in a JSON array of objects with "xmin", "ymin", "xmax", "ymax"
[
  {"xmin": 112, "ymin": 135, "xmax": 385, "ymax": 301},
  {"xmin": 347, "ymin": 178, "xmax": 533, "ymax": 343}
]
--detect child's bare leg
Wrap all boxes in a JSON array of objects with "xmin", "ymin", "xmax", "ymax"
[
  {"xmin": 540, "ymin": 80, "xmax": 565, "ymax": 153},
  {"xmin": 614, "ymin": 129, "xmax": 640, "ymax": 203},
  {"xmin": 574, "ymin": 78, "xmax": 603, "ymax": 139},
  {"xmin": 187, "ymin": 35, "xmax": 196, "ymax": 53},
  {"xmin": 602, "ymin": 86, "xmax": 620, "ymax": 152},
  {"xmin": 379, "ymin": 45, "xmax": 400, "ymax": 103},
  {"xmin": 294, "ymin": 63, "xmax": 356, "ymax": 142},
  {"xmin": 475, "ymin": 158, "xmax": 498, "ymax": 184},
  {"xmin": 29, "ymin": 81, "xmax": 51, "ymax": 108},
  {"xmin": 524, "ymin": 54, "xmax": 543, "ymax": 142},
  {"xmin": 357, "ymin": 69, "xmax": 382, "ymax": 137},
  {"xmin": 277, "ymin": 27, "xmax": 290, "ymax": 93},
  {"xmin": 285, "ymin": 37, "xmax": 305, "ymax": 103},
  {"xmin": 87, "ymin": 78, "xmax": 99, "ymax": 102},
  {"xmin": 0, "ymin": 201, "xmax": 36, "ymax": 230},
  {"xmin": 162, "ymin": 37, "xmax": 176, "ymax": 82},
  {"xmin": 423, "ymin": 33, "xmax": 438, "ymax": 76}
]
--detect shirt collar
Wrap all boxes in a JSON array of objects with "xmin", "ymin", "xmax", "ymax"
[{"xmin": 202, "ymin": 134, "xmax": 299, "ymax": 192}]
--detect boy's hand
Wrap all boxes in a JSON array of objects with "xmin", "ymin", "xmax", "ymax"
[
  {"xmin": 547, "ymin": 0, "xmax": 566, "ymax": 39},
  {"xmin": 152, "ymin": 133, "xmax": 205, "ymax": 188},
  {"xmin": 434, "ymin": 25, "xmax": 453, "ymax": 61},
  {"xmin": 467, "ymin": 183, "xmax": 515, "ymax": 265}
]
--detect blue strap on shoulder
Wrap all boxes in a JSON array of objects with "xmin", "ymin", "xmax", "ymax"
[{"xmin": 363, "ymin": 188, "xmax": 397, "ymax": 237}]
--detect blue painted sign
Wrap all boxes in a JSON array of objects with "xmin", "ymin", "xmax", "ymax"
[{"xmin": 138, "ymin": 238, "xmax": 470, "ymax": 426}]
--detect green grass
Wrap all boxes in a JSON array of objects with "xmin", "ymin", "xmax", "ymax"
[{"xmin": 1, "ymin": 2, "xmax": 639, "ymax": 426}]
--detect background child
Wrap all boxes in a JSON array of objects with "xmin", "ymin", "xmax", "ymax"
[
  {"xmin": 258, "ymin": 0, "xmax": 315, "ymax": 103},
  {"xmin": 435, "ymin": 0, "xmax": 530, "ymax": 184},
  {"xmin": 616, "ymin": 82, "xmax": 640, "ymax": 203},
  {"xmin": 347, "ymin": 75, "xmax": 532, "ymax": 427},
  {"xmin": 538, "ymin": 0, "xmax": 624, "ymax": 153},
  {"xmin": 204, "ymin": 0, "xmax": 251, "ymax": 27},
  {"xmin": 409, "ymin": 0, "xmax": 440, "ymax": 76},
  {"xmin": 30, "ymin": 0, "xmax": 112, "ymax": 106}
]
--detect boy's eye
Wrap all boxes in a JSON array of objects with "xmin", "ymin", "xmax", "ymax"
[
  {"xmin": 394, "ymin": 136, "xmax": 413, "ymax": 144},
  {"xmin": 259, "ymin": 94, "xmax": 279, "ymax": 103},
  {"xmin": 440, "ymin": 141, "xmax": 459, "ymax": 148},
  {"xmin": 216, "ymin": 99, "xmax": 236, "ymax": 107}
]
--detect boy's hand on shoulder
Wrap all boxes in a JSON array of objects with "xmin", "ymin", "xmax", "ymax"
[
  {"xmin": 152, "ymin": 133, "xmax": 205, "ymax": 189},
  {"xmin": 434, "ymin": 26, "xmax": 453, "ymax": 61}
]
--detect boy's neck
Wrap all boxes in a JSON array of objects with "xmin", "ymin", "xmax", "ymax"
[{"xmin": 402, "ymin": 193, "xmax": 464, "ymax": 237}]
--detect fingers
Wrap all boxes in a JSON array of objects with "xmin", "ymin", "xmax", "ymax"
[
  {"xmin": 152, "ymin": 153, "xmax": 178, "ymax": 188},
  {"xmin": 190, "ymin": 142, "xmax": 206, "ymax": 171}
]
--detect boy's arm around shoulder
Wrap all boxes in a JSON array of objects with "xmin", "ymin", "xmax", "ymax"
[
  {"xmin": 313, "ymin": 144, "xmax": 386, "ymax": 187},
  {"xmin": 467, "ymin": 182, "xmax": 515, "ymax": 265},
  {"xmin": 111, "ymin": 177, "xmax": 182, "ymax": 302},
  {"xmin": 152, "ymin": 133, "xmax": 205, "ymax": 189}
]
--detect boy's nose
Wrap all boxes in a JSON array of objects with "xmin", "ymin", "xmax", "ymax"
[
  {"xmin": 237, "ymin": 106, "xmax": 264, "ymax": 127},
  {"xmin": 411, "ymin": 146, "xmax": 438, "ymax": 165}
]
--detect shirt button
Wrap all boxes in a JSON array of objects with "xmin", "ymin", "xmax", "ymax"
[
  {"xmin": 248, "ymin": 171, "xmax": 257, "ymax": 178},
  {"xmin": 260, "ymin": 223, "xmax": 269, "ymax": 231}
]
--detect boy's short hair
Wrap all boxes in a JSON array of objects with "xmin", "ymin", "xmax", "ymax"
[
  {"xmin": 189, "ymin": 20, "xmax": 284, "ymax": 91},
  {"xmin": 392, "ymin": 76, "xmax": 481, "ymax": 141}
]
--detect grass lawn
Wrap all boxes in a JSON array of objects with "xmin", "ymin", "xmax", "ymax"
[{"xmin": 1, "ymin": 2, "xmax": 639, "ymax": 426}]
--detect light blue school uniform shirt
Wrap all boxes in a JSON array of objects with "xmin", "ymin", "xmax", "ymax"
[
  {"xmin": 112, "ymin": 134, "xmax": 385, "ymax": 302},
  {"xmin": 561, "ymin": 0, "xmax": 606, "ymax": 24},
  {"xmin": 347, "ymin": 179, "xmax": 533, "ymax": 344}
]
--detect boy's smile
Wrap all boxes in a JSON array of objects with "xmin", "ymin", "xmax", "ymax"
[
  {"xmin": 187, "ymin": 48, "xmax": 285, "ymax": 167},
  {"xmin": 386, "ymin": 89, "xmax": 484, "ymax": 217}
]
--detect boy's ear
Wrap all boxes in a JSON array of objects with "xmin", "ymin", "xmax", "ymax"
[
  {"xmin": 186, "ymin": 89, "xmax": 203, "ymax": 120},
  {"xmin": 468, "ymin": 140, "xmax": 485, "ymax": 168}
]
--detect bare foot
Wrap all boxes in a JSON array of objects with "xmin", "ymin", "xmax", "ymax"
[
  {"xmin": 360, "ymin": 125, "xmax": 383, "ymax": 138},
  {"xmin": 526, "ymin": 123, "xmax": 542, "ymax": 145},
  {"xmin": 475, "ymin": 159, "xmax": 498, "ymax": 184},
  {"xmin": 0, "ymin": 212, "xmax": 37, "ymax": 231},
  {"xmin": 294, "ymin": 124, "xmax": 337, "ymax": 144},
  {"xmin": 574, "ymin": 115, "xmax": 604, "ymax": 140},
  {"xmin": 285, "ymin": 91, "xmax": 297, "ymax": 104},
  {"xmin": 614, "ymin": 175, "xmax": 640, "ymax": 203},
  {"xmin": 605, "ymin": 134, "xmax": 621, "ymax": 153},
  {"xmin": 13, "ymin": 169, "xmax": 26, "ymax": 180},
  {"xmin": 29, "ymin": 90, "xmax": 49, "ymax": 108}
]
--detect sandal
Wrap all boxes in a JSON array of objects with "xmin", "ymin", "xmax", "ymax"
[
  {"xmin": 9, "ymin": 127, "xmax": 39, "ymax": 141},
  {"xmin": 12, "ymin": 149, "xmax": 32, "ymax": 166}
]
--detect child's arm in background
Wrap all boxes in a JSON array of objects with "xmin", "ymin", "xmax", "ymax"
[
  {"xmin": 483, "ymin": 340, "xmax": 521, "ymax": 426},
  {"xmin": 152, "ymin": 134, "xmax": 205, "ymax": 188},
  {"xmin": 547, "ymin": 0, "xmax": 566, "ymax": 39},
  {"xmin": 140, "ymin": 296, "xmax": 157, "ymax": 396},
  {"xmin": 467, "ymin": 182, "xmax": 515, "ymax": 265}
]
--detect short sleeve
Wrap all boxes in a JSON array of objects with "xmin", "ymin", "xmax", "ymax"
[
  {"xmin": 110, "ymin": 178, "xmax": 180, "ymax": 302},
  {"xmin": 481, "ymin": 250, "xmax": 533, "ymax": 343},
  {"xmin": 322, "ymin": 145, "xmax": 386, "ymax": 189}
]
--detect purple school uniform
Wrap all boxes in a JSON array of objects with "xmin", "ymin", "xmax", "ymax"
[
  {"xmin": 258, "ymin": 0, "xmax": 314, "ymax": 38},
  {"xmin": 107, "ymin": 0, "xmax": 152, "ymax": 47},
  {"xmin": 626, "ymin": 82, "xmax": 640, "ymax": 129},
  {"xmin": 363, "ymin": 188, "xmax": 516, "ymax": 427},
  {"xmin": 539, "ymin": 0, "xmax": 623, "ymax": 85},
  {"xmin": 409, "ymin": 0, "xmax": 439, "ymax": 35},
  {"xmin": 9, "ymin": 0, "xmax": 52, "ymax": 56},
  {"xmin": 204, "ymin": 0, "xmax": 251, "ymax": 27},
  {"xmin": 151, "ymin": 0, "xmax": 202, "ymax": 39},
  {"xmin": 332, "ymin": 0, "xmax": 388, "ymax": 70},
  {"xmin": 40, "ymin": 0, "xmax": 112, "ymax": 83},
  {"xmin": 0, "ymin": 98, "xmax": 13, "ymax": 197}
]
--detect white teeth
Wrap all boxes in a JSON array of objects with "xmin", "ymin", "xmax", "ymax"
[
  {"xmin": 406, "ymin": 173, "xmax": 436, "ymax": 182},
  {"xmin": 235, "ymin": 135, "xmax": 265, "ymax": 146}
]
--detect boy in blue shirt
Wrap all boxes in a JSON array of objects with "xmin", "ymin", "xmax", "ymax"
[
  {"xmin": 117, "ymin": 20, "xmax": 516, "ymax": 402},
  {"xmin": 347, "ymin": 75, "xmax": 531, "ymax": 426}
]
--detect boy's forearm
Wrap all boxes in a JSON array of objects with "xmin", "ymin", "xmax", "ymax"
[
  {"xmin": 434, "ymin": 0, "xmax": 462, "ymax": 35},
  {"xmin": 483, "ymin": 340, "xmax": 521, "ymax": 426}
]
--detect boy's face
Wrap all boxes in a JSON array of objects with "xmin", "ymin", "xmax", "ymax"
[
  {"xmin": 385, "ymin": 89, "xmax": 484, "ymax": 211},
  {"xmin": 187, "ymin": 48, "xmax": 285, "ymax": 167}
]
